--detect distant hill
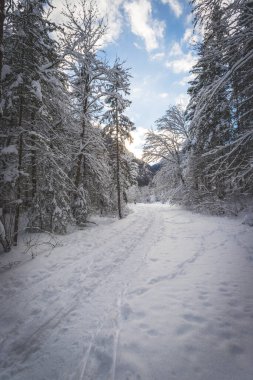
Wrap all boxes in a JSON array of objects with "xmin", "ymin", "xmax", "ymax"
[{"xmin": 133, "ymin": 158, "xmax": 161, "ymax": 187}]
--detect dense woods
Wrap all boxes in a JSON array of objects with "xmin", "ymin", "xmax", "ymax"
[
  {"xmin": 144, "ymin": 0, "xmax": 253, "ymax": 213},
  {"xmin": 0, "ymin": 0, "xmax": 136, "ymax": 251},
  {"xmin": 0, "ymin": 0, "xmax": 252, "ymax": 252}
]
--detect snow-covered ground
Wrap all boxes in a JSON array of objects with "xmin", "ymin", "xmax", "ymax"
[{"xmin": 0, "ymin": 203, "xmax": 253, "ymax": 380}]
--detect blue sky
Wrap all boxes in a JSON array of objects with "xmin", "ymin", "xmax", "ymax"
[{"xmin": 52, "ymin": 0, "xmax": 197, "ymax": 158}]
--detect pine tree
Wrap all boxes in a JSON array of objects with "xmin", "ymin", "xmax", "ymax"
[
  {"xmin": 0, "ymin": 0, "xmax": 5, "ymax": 117},
  {"xmin": 184, "ymin": 1, "xmax": 233, "ymax": 208},
  {"xmin": 0, "ymin": 0, "xmax": 73, "ymax": 245},
  {"xmin": 184, "ymin": 0, "xmax": 253, "ymax": 211},
  {"xmin": 102, "ymin": 59, "xmax": 135, "ymax": 219},
  {"xmin": 227, "ymin": 0, "xmax": 253, "ymax": 194}
]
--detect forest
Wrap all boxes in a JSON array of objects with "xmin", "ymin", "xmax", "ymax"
[
  {"xmin": 0, "ymin": 0, "xmax": 253, "ymax": 253},
  {"xmin": 142, "ymin": 0, "xmax": 253, "ymax": 213}
]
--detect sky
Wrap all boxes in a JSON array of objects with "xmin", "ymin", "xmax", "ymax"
[{"xmin": 52, "ymin": 0, "xmax": 197, "ymax": 159}]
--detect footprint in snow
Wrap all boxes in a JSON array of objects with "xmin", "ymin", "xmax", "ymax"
[
  {"xmin": 176, "ymin": 323, "xmax": 193, "ymax": 336},
  {"xmin": 218, "ymin": 287, "xmax": 232, "ymax": 297},
  {"xmin": 202, "ymin": 301, "xmax": 211, "ymax": 307},
  {"xmin": 130, "ymin": 287, "xmax": 148, "ymax": 296},
  {"xmin": 228, "ymin": 343, "xmax": 244, "ymax": 356},
  {"xmin": 148, "ymin": 275, "xmax": 169, "ymax": 285},
  {"xmin": 121, "ymin": 303, "xmax": 133, "ymax": 320},
  {"xmin": 227, "ymin": 299, "xmax": 239, "ymax": 307},
  {"xmin": 220, "ymin": 281, "xmax": 229, "ymax": 286},
  {"xmin": 219, "ymin": 330, "xmax": 233, "ymax": 340},
  {"xmin": 147, "ymin": 329, "xmax": 159, "ymax": 336},
  {"xmin": 30, "ymin": 308, "xmax": 41, "ymax": 316},
  {"xmin": 183, "ymin": 313, "xmax": 206, "ymax": 324}
]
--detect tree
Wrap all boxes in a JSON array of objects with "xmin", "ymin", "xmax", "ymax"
[
  {"xmin": 0, "ymin": 0, "xmax": 6, "ymax": 117},
  {"xmin": 0, "ymin": 0, "xmax": 73, "ymax": 245},
  {"xmin": 143, "ymin": 105, "xmax": 187, "ymax": 190},
  {"xmin": 183, "ymin": 0, "xmax": 253, "ymax": 212},
  {"xmin": 186, "ymin": 2, "xmax": 232, "ymax": 197},
  {"xmin": 63, "ymin": 0, "xmax": 114, "ymax": 224},
  {"xmin": 103, "ymin": 59, "xmax": 135, "ymax": 219}
]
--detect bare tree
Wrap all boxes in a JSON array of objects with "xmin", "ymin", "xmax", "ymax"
[{"xmin": 143, "ymin": 105, "xmax": 187, "ymax": 186}]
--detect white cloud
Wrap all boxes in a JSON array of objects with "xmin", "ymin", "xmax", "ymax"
[
  {"xmin": 51, "ymin": 0, "xmax": 124, "ymax": 46},
  {"xmin": 169, "ymin": 41, "xmax": 183, "ymax": 56},
  {"xmin": 166, "ymin": 52, "xmax": 196, "ymax": 73},
  {"xmin": 182, "ymin": 14, "xmax": 204, "ymax": 46},
  {"xmin": 178, "ymin": 73, "xmax": 195, "ymax": 86},
  {"xmin": 159, "ymin": 92, "xmax": 170, "ymax": 98},
  {"xmin": 185, "ymin": 13, "xmax": 193, "ymax": 25},
  {"xmin": 131, "ymin": 85, "xmax": 143, "ymax": 98},
  {"xmin": 126, "ymin": 127, "xmax": 149, "ymax": 158},
  {"xmin": 182, "ymin": 27, "xmax": 194, "ymax": 44},
  {"xmin": 133, "ymin": 41, "xmax": 143, "ymax": 49},
  {"xmin": 124, "ymin": 0, "xmax": 165, "ymax": 51},
  {"xmin": 175, "ymin": 93, "xmax": 189, "ymax": 109},
  {"xmin": 96, "ymin": 0, "xmax": 124, "ymax": 45},
  {"xmin": 150, "ymin": 52, "xmax": 166, "ymax": 61},
  {"xmin": 160, "ymin": 0, "xmax": 183, "ymax": 18}
]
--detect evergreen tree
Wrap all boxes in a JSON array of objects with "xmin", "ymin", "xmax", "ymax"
[
  {"xmin": 0, "ymin": 0, "xmax": 73, "ymax": 246},
  {"xmin": 103, "ymin": 59, "xmax": 135, "ymax": 219},
  {"xmin": 186, "ymin": 2, "xmax": 232, "ymax": 201},
  {"xmin": 184, "ymin": 0, "xmax": 253, "ymax": 211},
  {"xmin": 227, "ymin": 0, "xmax": 253, "ymax": 193},
  {"xmin": 0, "ymin": 0, "xmax": 6, "ymax": 117}
]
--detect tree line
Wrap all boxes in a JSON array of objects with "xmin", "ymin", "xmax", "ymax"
[
  {"xmin": 144, "ymin": 0, "xmax": 253, "ymax": 213},
  {"xmin": 0, "ymin": 0, "xmax": 136, "ymax": 252}
]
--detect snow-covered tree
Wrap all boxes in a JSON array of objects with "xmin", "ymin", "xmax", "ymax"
[
  {"xmin": 63, "ymin": 0, "xmax": 113, "ymax": 224},
  {"xmin": 186, "ymin": 2, "xmax": 232, "ymax": 200},
  {"xmin": 0, "ymin": 0, "xmax": 74, "ymax": 245},
  {"xmin": 226, "ymin": 0, "xmax": 253, "ymax": 194},
  {"xmin": 182, "ymin": 0, "xmax": 253, "ymax": 212},
  {"xmin": 102, "ymin": 59, "xmax": 135, "ymax": 219},
  {"xmin": 0, "ymin": 0, "xmax": 6, "ymax": 117},
  {"xmin": 143, "ymin": 105, "xmax": 187, "ymax": 200}
]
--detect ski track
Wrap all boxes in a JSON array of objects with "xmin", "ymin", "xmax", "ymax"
[
  {"xmin": 0, "ymin": 204, "xmax": 253, "ymax": 380},
  {"xmin": 0, "ymin": 205, "xmax": 162, "ymax": 379}
]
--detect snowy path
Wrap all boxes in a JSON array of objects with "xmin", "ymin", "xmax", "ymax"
[{"xmin": 0, "ymin": 204, "xmax": 253, "ymax": 380}]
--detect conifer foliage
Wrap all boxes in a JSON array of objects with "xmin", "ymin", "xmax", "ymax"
[
  {"xmin": 103, "ymin": 59, "xmax": 135, "ymax": 219},
  {"xmin": 185, "ymin": 0, "xmax": 253, "ymax": 210},
  {"xmin": 0, "ymin": 0, "xmax": 135, "ymax": 252},
  {"xmin": 144, "ymin": 0, "xmax": 253, "ymax": 213}
]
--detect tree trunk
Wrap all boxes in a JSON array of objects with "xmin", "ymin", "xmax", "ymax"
[
  {"xmin": 0, "ymin": 219, "xmax": 11, "ymax": 252},
  {"xmin": 75, "ymin": 153, "xmax": 82, "ymax": 188},
  {"xmin": 0, "ymin": 0, "xmax": 5, "ymax": 117},
  {"xmin": 75, "ymin": 76, "xmax": 89, "ymax": 189},
  {"xmin": 31, "ymin": 113, "xmax": 37, "ymax": 199},
  {"xmin": 13, "ymin": 133, "xmax": 23, "ymax": 246},
  {"xmin": 116, "ymin": 101, "xmax": 122, "ymax": 219},
  {"xmin": 13, "ymin": 80, "xmax": 24, "ymax": 246}
]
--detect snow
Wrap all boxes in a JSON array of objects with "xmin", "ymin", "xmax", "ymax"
[
  {"xmin": 1, "ymin": 64, "xmax": 12, "ymax": 81},
  {"xmin": 242, "ymin": 213, "xmax": 253, "ymax": 227},
  {"xmin": 0, "ymin": 145, "xmax": 18, "ymax": 155},
  {"xmin": 31, "ymin": 80, "xmax": 43, "ymax": 102},
  {"xmin": 10, "ymin": 73, "xmax": 23, "ymax": 89},
  {"xmin": 0, "ymin": 203, "xmax": 253, "ymax": 380},
  {"xmin": 0, "ymin": 220, "xmax": 5, "ymax": 239}
]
